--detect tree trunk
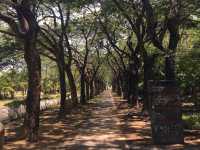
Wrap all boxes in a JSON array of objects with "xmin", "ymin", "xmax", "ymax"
[
  {"xmin": 143, "ymin": 52, "xmax": 155, "ymax": 111},
  {"xmin": 128, "ymin": 63, "xmax": 139, "ymax": 105},
  {"xmin": 128, "ymin": 46, "xmax": 140, "ymax": 106},
  {"xmin": 116, "ymin": 75, "xmax": 122, "ymax": 96},
  {"xmin": 80, "ymin": 71, "xmax": 86, "ymax": 104},
  {"xmin": 57, "ymin": 58, "xmax": 67, "ymax": 118},
  {"xmin": 18, "ymin": 1, "xmax": 42, "ymax": 141},
  {"xmin": 165, "ymin": 56, "xmax": 175, "ymax": 81},
  {"xmin": 94, "ymin": 79, "xmax": 99, "ymax": 96},
  {"xmin": 24, "ymin": 34, "xmax": 41, "ymax": 142},
  {"xmin": 89, "ymin": 81, "xmax": 94, "ymax": 99},
  {"xmin": 121, "ymin": 71, "xmax": 129, "ymax": 99},
  {"xmin": 165, "ymin": 2, "xmax": 180, "ymax": 81},
  {"xmin": 65, "ymin": 65, "xmax": 78, "ymax": 105},
  {"xmin": 112, "ymin": 79, "xmax": 116, "ymax": 92},
  {"xmin": 86, "ymin": 80, "xmax": 90, "ymax": 101}
]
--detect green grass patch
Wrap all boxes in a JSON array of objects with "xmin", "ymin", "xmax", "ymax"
[
  {"xmin": 5, "ymin": 100, "xmax": 25, "ymax": 108},
  {"xmin": 42, "ymin": 93, "xmax": 60, "ymax": 100},
  {"xmin": 182, "ymin": 113, "xmax": 200, "ymax": 130},
  {"xmin": 0, "ymin": 99, "xmax": 23, "ymax": 108}
]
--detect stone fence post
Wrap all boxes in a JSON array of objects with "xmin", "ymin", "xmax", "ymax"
[{"xmin": 148, "ymin": 80, "xmax": 184, "ymax": 144}]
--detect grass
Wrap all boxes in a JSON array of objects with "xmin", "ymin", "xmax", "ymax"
[
  {"xmin": 41, "ymin": 93, "xmax": 60, "ymax": 100},
  {"xmin": 0, "ymin": 92, "xmax": 24, "ymax": 107},
  {"xmin": 5, "ymin": 100, "xmax": 25, "ymax": 108},
  {"xmin": 182, "ymin": 113, "xmax": 200, "ymax": 130},
  {"xmin": 0, "ymin": 99, "xmax": 19, "ymax": 107}
]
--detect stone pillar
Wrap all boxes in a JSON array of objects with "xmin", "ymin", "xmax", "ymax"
[
  {"xmin": 148, "ymin": 80, "xmax": 184, "ymax": 144},
  {"xmin": 0, "ymin": 123, "xmax": 4, "ymax": 149}
]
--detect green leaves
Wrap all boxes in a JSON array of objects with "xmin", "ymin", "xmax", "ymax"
[{"xmin": 177, "ymin": 48, "xmax": 200, "ymax": 89}]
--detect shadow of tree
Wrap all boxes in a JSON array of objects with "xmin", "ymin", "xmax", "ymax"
[{"xmin": 3, "ymin": 91, "xmax": 200, "ymax": 150}]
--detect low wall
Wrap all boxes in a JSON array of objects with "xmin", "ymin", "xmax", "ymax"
[
  {"xmin": 0, "ymin": 99, "xmax": 60, "ymax": 123},
  {"xmin": 0, "ymin": 99, "xmax": 60, "ymax": 149}
]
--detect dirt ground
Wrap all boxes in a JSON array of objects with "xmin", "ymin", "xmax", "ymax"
[{"xmin": 3, "ymin": 91, "xmax": 200, "ymax": 150}]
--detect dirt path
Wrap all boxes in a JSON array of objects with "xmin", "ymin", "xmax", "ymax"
[{"xmin": 4, "ymin": 90, "xmax": 200, "ymax": 150}]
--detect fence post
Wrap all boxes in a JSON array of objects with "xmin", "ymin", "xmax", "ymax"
[{"xmin": 148, "ymin": 80, "xmax": 184, "ymax": 144}]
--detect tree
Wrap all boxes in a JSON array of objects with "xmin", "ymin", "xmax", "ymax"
[
  {"xmin": 38, "ymin": 1, "xmax": 80, "ymax": 111},
  {"xmin": 142, "ymin": 0, "xmax": 200, "ymax": 80},
  {"xmin": 0, "ymin": 0, "xmax": 41, "ymax": 142},
  {"xmin": 72, "ymin": 11, "xmax": 98, "ymax": 104}
]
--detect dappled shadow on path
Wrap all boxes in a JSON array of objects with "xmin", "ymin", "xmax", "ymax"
[
  {"xmin": 3, "ymin": 91, "xmax": 200, "ymax": 150},
  {"xmin": 4, "ymin": 91, "xmax": 129, "ymax": 150}
]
